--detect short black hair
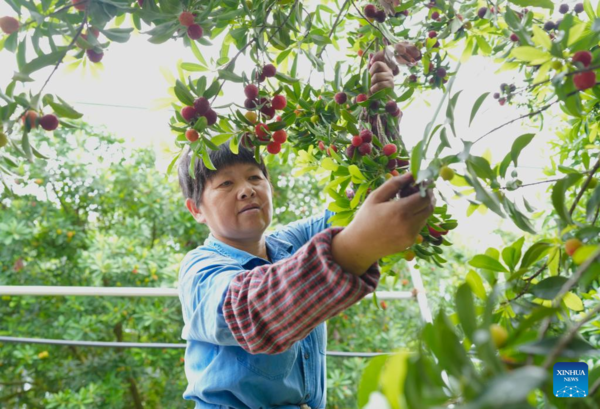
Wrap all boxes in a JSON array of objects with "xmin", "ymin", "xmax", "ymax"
[{"xmin": 177, "ymin": 140, "xmax": 271, "ymax": 207}]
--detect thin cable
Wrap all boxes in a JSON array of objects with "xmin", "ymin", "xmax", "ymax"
[{"xmin": 0, "ymin": 336, "xmax": 392, "ymax": 357}]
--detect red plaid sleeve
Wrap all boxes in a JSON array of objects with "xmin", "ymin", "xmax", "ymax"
[{"xmin": 223, "ymin": 226, "xmax": 380, "ymax": 355}]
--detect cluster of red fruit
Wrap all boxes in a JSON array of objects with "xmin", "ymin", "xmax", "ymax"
[
  {"xmin": 76, "ymin": 28, "xmax": 104, "ymax": 63},
  {"xmin": 492, "ymin": 83, "xmax": 516, "ymax": 106},
  {"xmin": 178, "ymin": 12, "xmax": 203, "ymax": 40},
  {"xmin": 254, "ymin": 63, "xmax": 277, "ymax": 83},
  {"xmin": 21, "ymin": 111, "xmax": 60, "ymax": 131},
  {"xmin": 572, "ymin": 51, "xmax": 596, "ymax": 91},
  {"xmin": 0, "ymin": 16, "xmax": 19, "ymax": 34},
  {"xmin": 251, "ymin": 124, "xmax": 288, "ymax": 155},
  {"xmin": 243, "ymin": 83, "xmax": 286, "ymax": 120},
  {"xmin": 363, "ymin": 4, "xmax": 387, "ymax": 23},
  {"xmin": 182, "ymin": 97, "xmax": 218, "ymax": 142}
]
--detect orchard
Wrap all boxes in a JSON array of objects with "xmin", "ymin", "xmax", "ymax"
[{"xmin": 1, "ymin": 0, "xmax": 600, "ymax": 407}]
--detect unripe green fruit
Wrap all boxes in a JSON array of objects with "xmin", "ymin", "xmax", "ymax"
[
  {"xmin": 0, "ymin": 132, "xmax": 7, "ymax": 148},
  {"xmin": 439, "ymin": 166, "xmax": 455, "ymax": 181},
  {"xmin": 311, "ymin": 115, "xmax": 319, "ymax": 123},
  {"xmin": 587, "ymin": 177, "xmax": 598, "ymax": 189},
  {"xmin": 490, "ymin": 324, "xmax": 508, "ymax": 348}
]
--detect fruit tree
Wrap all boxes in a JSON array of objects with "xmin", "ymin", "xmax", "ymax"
[{"xmin": 1, "ymin": 0, "xmax": 600, "ymax": 406}]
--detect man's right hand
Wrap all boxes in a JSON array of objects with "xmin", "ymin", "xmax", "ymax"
[{"xmin": 332, "ymin": 173, "xmax": 435, "ymax": 276}]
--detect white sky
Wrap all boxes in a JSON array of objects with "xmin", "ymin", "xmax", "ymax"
[{"xmin": 0, "ymin": 1, "xmax": 572, "ymax": 254}]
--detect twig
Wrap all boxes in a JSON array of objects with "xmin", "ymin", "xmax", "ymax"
[
  {"xmin": 589, "ymin": 375, "xmax": 600, "ymax": 397},
  {"xmin": 499, "ymin": 178, "xmax": 563, "ymax": 190},
  {"xmin": 501, "ymin": 263, "xmax": 547, "ymax": 305},
  {"xmin": 569, "ymin": 155, "xmax": 600, "ymax": 216},
  {"xmin": 472, "ymin": 89, "xmax": 582, "ymax": 146},
  {"xmin": 552, "ymin": 247, "xmax": 600, "ymax": 307},
  {"xmin": 316, "ymin": 0, "xmax": 352, "ymax": 59},
  {"xmin": 542, "ymin": 301, "xmax": 600, "ymax": 369},
  {"xmin": 349, "ymin": 0, "xmax": 393, "ymax": 44}
]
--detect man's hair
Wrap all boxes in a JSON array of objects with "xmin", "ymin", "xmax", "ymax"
[{"xmin": 177, "ymin": 141, "xmax": 271, "ymax": 207}]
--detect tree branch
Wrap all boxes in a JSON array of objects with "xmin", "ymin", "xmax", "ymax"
[
  {"xmin": 349, "ymin": 0, "xmax": 394, "ymax": 44},
  {"xmin": 316, "ymin": 0, "xmax": 352, "ymax": 59},
  {"xmin": 501, "ymin": 263, "xmax": 547, "ymax": 305},
  {"xmin": 569, "ymin": 155, "xmax": 600, "ymax": 216}
]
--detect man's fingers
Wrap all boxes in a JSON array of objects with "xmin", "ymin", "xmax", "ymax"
[
  {"xmin": 371, "ymin": 51, "xmax": 385, "ymax": 63},
  {"xmin": 395, "ymin": 55, "xmax": 410, "ymax": 65},
  {"xmin": 371, "ymin": 72, "xmax": 393, "ymax": 83},
  {"xmin": 370, "ymin": 81, "xmax": 394, "ymax": 94},
  {"xmin": 368, "ymin": 173, "xmax": 415, "ymax": 203},
  {"xmin": 369, "ymin": 61, "xmax": 392, "ymax": 75}
]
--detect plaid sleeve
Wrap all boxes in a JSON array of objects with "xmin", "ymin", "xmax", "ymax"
[{"xmin": 223, "ymin": 226, "xmax": 380, "ymax": 355}]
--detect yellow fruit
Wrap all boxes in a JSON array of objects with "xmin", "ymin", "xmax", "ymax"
[
  {"xmin": 311, "ymin": 115, "xmax": 319, "ymax": 123},
  {"xmin": 34, "ymin": 178, "xmax": 43, "ymax": 184},
  {"xmin": 0, "ymin": 132, "xmax": 7, "ymax": 147},
  {"xmin": 245, "ymin": 111, "xmax": 257, "ymax": 124},
  {"xmin": 385, "ymin": 173, "xmax": 393, "ymax": 180},
  {"xmin": 490, "ymin": 324, "xmax": 508, "ymax": 348},
  {"xmin": 38, "ymin": 351, "xmax": 49, "ymax": 359},
  {"xmin": 404, "ymin": 250, "xmax": 416, "ymax": 261},
  {"xmin": 565, "ymin": 238, "xmax": 583, "ymax": 257},
  {"xmin": 415, "ymin": 234, "xmax": 423, "ymax": 244},
  {"xmin": 56, "ymin": 229, "xmax": 62, "ymax": 235},
  {"xmin": 67, "ymin": 231, "xmax": 75, "ymax": 238},
  {"xmin": 439, "ymin": 166, "xmax": 455, "ymax": 181}
]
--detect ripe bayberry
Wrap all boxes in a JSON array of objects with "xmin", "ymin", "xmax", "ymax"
[
  {"xmin": 364, "ymin": 4, "xmax": 377, "ymax": 18},
  {"xmin": 351, "ymin": 135, "xmax": 362, "ymax": 147},
  {"xmin": 185, "ymin": 129, "xmax": 199, "ymax": 142},
  {"xmin": 543, "ymin": 21, "xmax": 555, "ymax": 31},
  {"xmin": 193, "ymin": 97, "xmax": 210, "ymax": 116},
  {"xmin": 0, "ymin": 16, "xmax": 19, "ymax": 34},
  {"xmin": 244, "ymin": 98, "xmax": 257, "ymax": 109},
  {"xmin": 573, "ymin": 71, "xmax": 597, "ymax": 90},
  {"xmin": 204, "ymin": 109, "xmax": 218, "ymax": 126},
  {"xmin": 262, "ymin": 64, "xmax": 277, "ymax": 77},
  {"xmin": 272, "ymin": 129, "xmax": 287, "ymax": 144},
  {"xmin": 267, "ymin": 142, "xmax": 281, "ymax": 154},
  {"xmin": 374, "ymin": 10, "xmax": 386, "ymax": 23},
  {"xmin": 260, "ymin": 105, "xmax": 275, "ymax": 119},
  {"xmin": 335, "ymin": 92, "xmax": 347, "ymax": 104},
  {"xmin": 244, "ymin": 84, "xmax": 259, "ymax": 99},
  {"xmin": 493, "ymin": 92, "xmax": 500, "ymax": 99},
  {"xmin": 382, "ymin": 144, "xmax": 397, "ymax": 156},
  {"xmin": 181, "ymin": 106, "xmax": 197, "ymax": 122},
  {"xmin": 358, "ymin": 142, "xmax": 372, "ymax": 155},
  {"xmin": 431, "ymin": 11, "xmax": 439, "ymax": 20},
  {"xmin": 359, "ymin": 129, "xmax": 373, "ymax": 143},
  {"xmin": 386, "ymin": 158, "xmax": 398, "ymax": 170},
  {"xmin": 559, "ymin": 4, "xmax": 569, "ymax": 14},
  {"xmin": 572, "ymin": 51, "xmax": 592, "ymax": 67},
  {"xmin": 574, "ymin": 3, "xmax": 584, "ymax": 13},
  {"xmin": 428, "ymin": 30, "xmax": 437, "ymax": 38},
  {"xmin": 255, "ymin": 123, "xmax": 269, "ymax": 140},
  {"xmin": 408, "ymin": 74, "xmax": 417, "ymax": 83},
  {"xmin": 477, "ymin": 7, "xmax": 487, "ymax": 18},
  {"xmin": 179, "ymin": 11, "xmax": 195, "ymax": 27},
  {"xmin": 399, "ymin": 183, "xmax": 419, "ymax": 198},
  {"xmin": 346, "ymin": 145, "xmax": 356, "ymax": 159},
  {"xmin": 39, "ymin": 114, "xmax": 59, "ymax": 131},
  {"xmin": 22, "ymin": 111, "xmax": 38, "ymax": 128},
  {"xmin": 498, "ymin": 98, "xmax": 506, "ymax": 106},
  {"xmin": 187, "ymin": 24, "xmax": 203, "ymax": 40},
  {"xmin": 510, "ymin": 33, "xmax": 519, "ymax": 42},
  {"xmin": 397, "ymin": 159, "xmax": 409, "ymax": 167},
  {"xmin": 385, "ymin": 101, "xmax": 398, "ymax": 114},
  {"xmin": 318, "ymin": 141, "xmax": 326, "ymax": 151},
  {"xmin": 356, "ymin": 94, "xmax": 368, "ymax": 103},
  {"xmin": 436, "ymin": 67, "xmax": 447, "ymax": 78},
  {"xmin": 86, "ymin": 49, "xmax": 104, "ymax": 63},
  {"xmin": 272, "ymin": 95, "xmax": 287, "ymax": 110}
]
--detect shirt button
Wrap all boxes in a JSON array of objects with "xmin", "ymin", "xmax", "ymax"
[{"xmin": 304, "ymin": 353, "xmax": 309, "ymax": 359}]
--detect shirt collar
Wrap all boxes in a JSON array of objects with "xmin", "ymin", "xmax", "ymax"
[{"xmin": 204, "ymin": 232, "xmax": 294, "ymax": 267}]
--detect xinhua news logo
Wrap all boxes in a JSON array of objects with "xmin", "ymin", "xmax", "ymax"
[{"xmin": 553, "ymin": 362, "xmax": 588, "ymax": 398}]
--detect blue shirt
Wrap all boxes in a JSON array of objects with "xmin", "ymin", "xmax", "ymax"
[{"xmin": 178, "ymin": 209, "xmax": 335, "ymax": 408}]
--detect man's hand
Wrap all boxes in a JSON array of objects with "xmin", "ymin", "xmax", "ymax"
[{"xmin": 369, "ymin": 41, "xmax": 421, "ymax": 94}]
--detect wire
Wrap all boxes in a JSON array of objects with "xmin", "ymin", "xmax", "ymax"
[{"xmin": 0, "ymin": 336, "xmax": 392, "ymax": 357}]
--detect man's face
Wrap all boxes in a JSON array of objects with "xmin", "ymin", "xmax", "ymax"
[{"xmin": 186, "ymin": 163, "xmax": 273, "ymax": 242}]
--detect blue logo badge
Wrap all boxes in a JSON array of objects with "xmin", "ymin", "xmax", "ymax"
[{"xmin": 553, "ymin": 362, "xmax": 588, "ymax": 398}]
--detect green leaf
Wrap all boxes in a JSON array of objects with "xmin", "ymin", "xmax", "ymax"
[
  {"xmin": 518, "ymin": 337, "xmax": 597, "ymax": 357},
  {"xmin": 174, "ymin": 80, "xmax": 196, "ymax": 106},
  {"xmin": 446, "ymin": 91, "xmax": 462, "ymax": 138},
  {"xmin": 218, "ymin": 69, "xmax": 244, "ymax": 83},
  {"xmin": 357, "ymin": 355, "xmax": 388, "ymax": 407},
  {"xmin": 410, "ymin": 140, "xmax": 423, "ymax": 181},
  {"xmin": 189, "ymin": 39, "xmax": 208, "ymax": 66},
  {"xmin": 470, "ymin": 367, "xmax": 547, "ymax": 407},
  {"xmin": 507, "ymin": 0, "xmax": 554, "ymax": 10},
  {"xmin": 469, "ymin": 255, "xmax": 508, "ymax": 273},
  {"xmin": 98, "ymin": 27, "xmax": 132, "ymax": 43},
  {"xmin": 348, "ymin": 165, "xmax": 366, "ymax": 181},
  {"xmin": 274, "ymin": 72, "xmax": 299, "ymax": 84},
  {"xmin": 510, "ymin": 46, "xmax": 552, "ymax": 64},
  {"xmin": 21, "ymin": 50, "xmax": 65, "ymax": 76},
  {"xmin": 46, "ymin": 95, "xmax": 83, "ymax": 119},
  {"xmin": 563, "ymin": 292, "xmax": 584, "ymax": 311},
  {"xmin": 455, "ymin": 284, "xmax": 477, "ymax": 342},
  {"xmin": 531, "ymin": 276, "xmax": 568, "ymax": 300},
  {"xmin": 469, "ymin": 92, "xmax": 489, "ymax": 127},
  {"xmin": 200, "ymin": 147, "xmax": 216, "ymax": 170},
  {"xmin": 551, "ymin": 174, "xmax": 583, "ymax": 225},
  {"xmin": 520, "ymin": 241, "xmax": 552, "ymax": 270},
  {"xmin": 466, "ymin": 270, "xmax": 486, "ymax": 299},
  {"xmin": 181, "ymin": 63, "xmax": 208, "ymax": 72},
  {"xmin": 510, "ymin": 133, "xmax": 535, "ymax": 167}
]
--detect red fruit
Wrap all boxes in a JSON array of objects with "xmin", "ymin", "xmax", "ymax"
[
  {"xmin": 386, "ymin": 159, "xmax": 398, "ymax": 170},
  {"xmin": 260, "ymin": 105, "xmax": 276, "ymax": 119},
  {"xmin": 86, "ymin": 49, "xmax": 104, "ymax": 63},
  {"xmin": 359, "ymin": 129, "xmax": 372, "ymax": 143},
  {"xmin": 382, "ymin": 144, "xmax": 397, "ymax": 156},
  {"xmin": 262, "ymin": 64, "xmax": 277, "ymax": 77},
  {"xmin": 436, "ymin": 67, "xmax": 447, "ymax": 78},
  {"xmin": 385, "ymin": 101, "xmax": 398, "ymax": 114},
  {"xmin": 0, "ymin": 17, "xmax": 19, "ymax": 34},
  {"xmin": 185, "ymin": 129, "xmax": 199, "ymax": 142},
  {"xmin": 193, "ymin": 97, "xmax": 210, "ymax": 116},
  {"xmin": 335, "ymin": 92, "xmax": 347, "ymax": 104},
  {"xmin": 397, "ymin": 159, "xmax": 409, "ymax": 167},
  {"xmin": 392, "ymin": 65, "xmax": 399, "ymax": 76},
  {"xmin": 346, "ymin": 145, "xmax": 356, "ymax": 159},
  {"xmin": 510, "ymin": 33, "xmax": 519, "ymax": 42},
  {"xmin": 327, "ymin": 145, "xmax": 338, "ymax": 156},
  {"xmin": 39, "ymin": 114, "xmax": 59, "ymax": 131},
  {"xmin": 137, "ymin": 0, "xmax": 143, "ymax": 6},
  {"xmin": 187, "ymin": 24, "xmax": 203, "ymax": 40},
  {"xmin": 428, "ymin": 226, "xmax": 443, "ymax": 238},
  {"xmin": 358, "ymin": 143, "xmax": 372, "ymax": 155},
  {"xmin": 244, "ymin": 98, "xmax": 257, "ymax": 109},
  {"xmin": 431, "ymin": 11, "xmax": 440, "ymax": 20},
  {"xmin": 272, "ymin": 129, "xmax": 287, "ymax": 144},
  {"xmin": 358, "ymin": 49, "xmax": 364, "ymax": 57},
  {"xmin": 374, "ymin": 10, "xmax": 386, "ymax": 23},
  {"xmin": 572, "ymin": 51, "xmax": 593, "ymax": 68},
  {"xmin": 565, "ymin": 238, "xmax": 583, "ymax": 257},
  {"xmin": 179, "ymin": 12, "xmax": 195, "ymax": 27},
  {"xmin": 72, "ymin": 0, "xmax": 87, "ymax": 11},
  {"xmin": 498, "ymin": 98, "xmax": 506, "ymax": 106},
  {"xmin": 392, "ymin": 108, "xmax": 402, "ymax": 117},
  {"xmin": 22, "ymin": 111, "xmax": 38, "ymax": 128},
  {"xmin": 364, "ymin": 4, "xmax": 377, "ymax": 18},
  {"xmin": 573, "ymin": 71, "xmax": 596, "ymax": 90},
  {"xmin": 181, "ymin": 106, "xmax": 197, "ymax": 122},
  {"xmin": 204, "ymin": 109, "xmax": 218, "ymax": 126},
  {"xmin": 477, "ymin": 7, "xmax": 487, "ymax": 18},
  {"xmin": 244, "ymin": 84, "xmax": 259, "ymax": 99},
  {"xmin": 255, "ymin": 123, "xmax": 269, "ymax": 140},
  {"xmin": 271, "ymin": 95, "xmax": 287, "ymax": 110},
  {"xmin": 428, "ymin": 30, "xmax": 437, "ymax": 38},
  {"xmin": 275, "ymin": 115, "xmax": 282, "ymax": 122},
  {"xmin": 256, "ymin": 71, "xmax": 266, "ymax": 83},
  {"xmin": 356, "ymin": 94, "xmax": 368, "ymax": 103},
  {"xmin": 351, "ymin": 135, "xmax": 362, "ymax": 147},
  {"xmin": 408, "ymin": 74, "xmax": 417, "ymax": 83},
  {"xmin": 267, "ymin": 142, "xmax": 281, "ymax": 154},
  {"xmin": 391, "ymin": 169, "xmax": 400, "ymax": 176},
  {"xmin": 318, "ymin": 141, "xmax": 325, "ymax": 151},
  {"xmin": 380, "ymin": 301, "xmax": 387, "ymax": 310}
]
